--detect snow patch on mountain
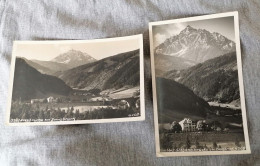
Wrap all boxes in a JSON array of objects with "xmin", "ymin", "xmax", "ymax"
[
  {"xmin": 51, "ymin": 49, "xmax": 96, "ymax": 68},
  {"xmin": 155, "ymin": 25, "xmax": 236, "ymax": 63}
]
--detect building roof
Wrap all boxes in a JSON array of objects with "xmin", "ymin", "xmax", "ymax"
[{"xmin": 179, "ymin": 118, "xmax": 192, "ymax": 124}]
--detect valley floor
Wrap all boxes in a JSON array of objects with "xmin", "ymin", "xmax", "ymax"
[{"xmin": 208, "ymin": 102, "xmax": 241, "ymax": 110}]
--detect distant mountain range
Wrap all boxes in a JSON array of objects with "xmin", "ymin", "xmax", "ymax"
[
  {"xmin": 156, "ymin": 77, "xmax": 210, "ymax": 123},
  {"xmin": 153, "ymin": 25, "xmax": 239, "ymax": 105},
  {"xmin": 164, "ymin": 52, "xmax": 240, "ymax": 104},
  {"xmin": 24, "ymin": 49, "xmax": 96, "ymax": 75},
  {"xmin": 13, "ymin": 49, "xmax": 140, "ymax": 102},
  {"xmin": 22, "ymin": 58, "xmax": 55, "ymax": 75},
  {"xmin": 56, "ymin": 49, "xmax": 140, "ymax": 90},
  {"xmin": 24, "ymin": 59, "xmax": 69, "ymax": 75},
  {"xmin": 154, "ymin": 53, "xmax": 196, "ymax": 76},
  {"xmin": 12, "ymin": 58, "xmax": 72, "ymax": 101},
  {"xmin": 155, "ymin": 25, "xmax": 236, "ymax": 64}
]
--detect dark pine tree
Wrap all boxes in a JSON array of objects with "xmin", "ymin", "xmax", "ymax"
[
  {"xmin": 38, "ymin": 110, "xmax": 45, "ymax": 121},
  {"xmin": 213, "ymin": 142, "xmax": 218, "ymax": 149},
  {"xmin": 185, "ymin": 135, "xmax": 191, "ymax": 149}
]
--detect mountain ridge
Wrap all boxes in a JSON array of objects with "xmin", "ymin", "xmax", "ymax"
[
  {"xmin": 156, "ymin": 77, "xmax": 210, "ymax": 123},
  {"xmin": 155, "ymin": 25, "xmax": 236, "ymax": 63},
  {"xmin": 12, "ymin": 58, "xmax": 72, "ymax": 101},
  {"xmin": 154, "ymin": 53, "xmax": 196, "ymax": 76},
  {"xmin": 25, "ymin": 49, "xmax": 97, "ymax": 75},
  {"xmin": 56, "ymin": 49, "xmax": 140, "ymax": 91},
  {"xmin": 21, "ymin": 57, "xmax": 55, "ymax": 75},
  {"xmin": 164, "ymin": 52, "xmax": 239, "ymax": 104}
]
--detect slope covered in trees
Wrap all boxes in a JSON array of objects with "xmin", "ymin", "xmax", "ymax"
[
  {"xmin": 57, "ymin": 49, "xmax": 140, "ymax": 90},
  {"xmin": 164, "ymin": 52, "xmax": 239, "ymax": 103},
  {"xmin": 12, "ymin": 58, "xmax": 72, "ymax": 101},
  {"xmin": 156, "ymin": 77, "xmax": 210, "ymax": 123}
]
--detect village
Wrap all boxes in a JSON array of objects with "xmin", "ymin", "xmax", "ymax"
[
  {"xmin": 31, "ymin": 85, "xmax": 138, "ymax": 101},
  {"xmin": 24, "ymin": 86, "xmax": 141, "ymax": 115},
  {"xmin": 10, "ymin": 87, "xmax": 141, "ymax": 122},
  {"xmin": 160, "ymin": 117, "xmax": 245, "ymax": 151},
  {"xmin": 168, "ymin": 118, "xmax": 233, "ymax": 133}
]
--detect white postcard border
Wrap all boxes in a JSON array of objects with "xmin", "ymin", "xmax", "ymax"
[
  {"xmin": 149, "ymin": 11, "xmax": 251, "ymax": 157},
  {"xmin": 6, "ymin": 34, "xmax": 145, "ymax": 126}
]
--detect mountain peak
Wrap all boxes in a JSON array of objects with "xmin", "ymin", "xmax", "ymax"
[
  {"xmin": 155, "ymin": 26, "xmax": 236, "ymax": 64},
  {"xmin": 181, "ymin": 25, "xmax": 196, "ymax": 34},
  {"xmin": 186, "ymin": 25, "xmax": 194, "ymax": 30},
  {"xmin": 51, "ymin": 50, "xmax": 96, "ymax": 69},
  {"xmin": 67, "ymin": 49, "xmax": 81, "ymax": 54}
]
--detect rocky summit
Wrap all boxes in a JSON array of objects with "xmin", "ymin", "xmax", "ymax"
[
  {"xmin": 51, "ymin": 49, "xmax": 96, "ymax": 69},
  {"xmin": 155, "ymin": 25, "xmax": 236, "ymax": 63}
]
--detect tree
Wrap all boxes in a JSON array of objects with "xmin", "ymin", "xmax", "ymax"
[
  {"xmin": 61, "ymin": 110, "xmax": 66, "ymax": 118},
  {"xmin": 21, "ymin": 106, "xmax": 31, "ymax": 120},
  {"xmin": 65, "ymin": 107, "xmax": 74, "ymax": 118},
  {"xmin": 75, "ymin": 109, "xmax": 80, "ymax": 120},
  {"xmin": 202, "ymin": 122, "xmax": 207, "ymax": 131},
  {"xmin": 170, "ymin": 121, "xmax": 182, "ymax": 133},
  {"xmin": 38, "ymin": 110, "xmax": 45, "ymax": 121},
  {"xmin": 47, "ymin": 110, "xmax": 51, "ymax": 119},
  {"xmin": 50, "ymin": 109, "xmax": 56, "ymax": 119},
  {"xmin": 195, "ymin": 137, "xmax": 200, "ymax": 149},
  {"xmin": 32, "ymin": 110, "xmax": 39, "ymax": 119},
  {"xmin": 44, "ymin": 110, "xmax": 50, "ymax": 119},
  {"xmin": 235, "ymin": 138, "xmax": 241, "ymax": 147},
  {"xmin": 203, "ymin": 144, "xmax": 208, "ymax": 150},
  {"xmin": 185, "ymin": 135, "xmax": 191, "ymax": 149},
  {"xmin": 213, "ymin": 141, "xmax": 218, "ymax": 149},
  {"xmin": 83, "ymin": 111, "xmax": 89, "ymax": 120},
  {"xmin": 21, "ymin": 110, "xmax": 29, "ymax": 119},
  {"xmin": 160, "ymin": 133, "xmax": 172, "ymax": 150},
  {"xmin": 43, "ymin": 98, "xmax": 47, "ymax": 103},
  {"xmin": 172, "ymin": 143, "xmax": 178, "ymax": 151},
  {"xmin": 56, "ymin": 107, "xmax": 62, "ymax": 119}
]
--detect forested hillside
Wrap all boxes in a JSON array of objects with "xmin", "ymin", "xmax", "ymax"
[{"xmin": 164, "ymin": 52, "xmax": 239, "ymax": 103}]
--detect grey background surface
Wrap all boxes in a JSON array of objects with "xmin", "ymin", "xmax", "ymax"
[{"xmin": 0, "ymin": 0, "xmax": 259, "ymax": 165}]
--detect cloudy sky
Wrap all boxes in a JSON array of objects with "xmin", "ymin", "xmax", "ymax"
[
  {"xmin": 15, "ymin": 37, "xmax": 140, "ymax": 61},
  {"xmin": 153, "ymin": 16, "xmax": 235, "ymax": 47}
]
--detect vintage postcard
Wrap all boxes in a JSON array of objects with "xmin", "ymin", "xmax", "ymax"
[
  {"xmin": 149, "ymin": 12, "xmax": 250, "ymax": 157},
  {"xmin": 6, "ymin": 34, "xmax": 145, "ymax": 126}
]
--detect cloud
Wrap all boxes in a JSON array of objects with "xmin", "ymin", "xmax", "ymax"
[
  {"xmin": 153, "ymin": 22, "xmax": 187, "ymax": 47},
  {"xmin": 57, "ymin": 45, "xmax": 71, "ymax": 53},
  {"xmin": 153, "ymin": 33, "xmax": 167, "ymax": 47},
  {"xmin": 166, "ymin": 23, "xmax": 186, "ymax": 36}
]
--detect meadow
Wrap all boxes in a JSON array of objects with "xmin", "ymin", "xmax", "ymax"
[{"xmin": 160, "ymin": 131, "xmax": 245, "ymax": 152}]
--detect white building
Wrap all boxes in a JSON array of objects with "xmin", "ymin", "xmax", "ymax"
[
  {"xmin": 31, "ymin": 99, "xmax": 45, "ymax": 104},
  {"xmin": 179, "ymin": 118, "xmax": 196, "ymax": 132},
  {"xmin": 47, "ymin": 96, "xmax": 54, "ymax": 103},
  {"xmin": 89, "ymin": 97, "xmax": 103, "ymax": 102}
]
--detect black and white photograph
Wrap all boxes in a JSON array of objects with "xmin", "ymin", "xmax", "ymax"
[
  {"xmin": 149, "ymin": 12, "xmax": 250, "ymax": 156},
  {"xmin": 6, "ymin": 35, "xmax": 145, "ymax": 126}
]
